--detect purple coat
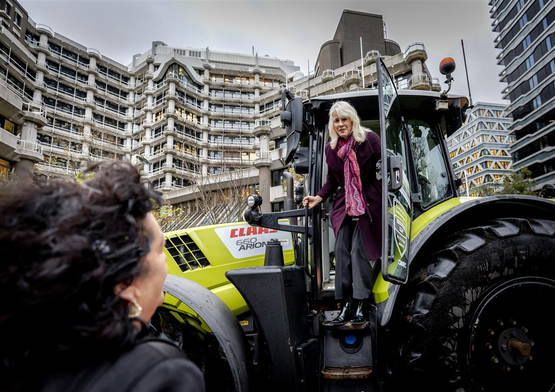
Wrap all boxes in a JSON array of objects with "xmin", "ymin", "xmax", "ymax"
[{"xmin": 317, "ymin": 132, "xmax": 382, "ymax": 260}]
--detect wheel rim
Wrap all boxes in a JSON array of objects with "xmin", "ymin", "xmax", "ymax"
[{"xmin": 467, "ymin": 276, "xmax": 555, "ymax": 391}]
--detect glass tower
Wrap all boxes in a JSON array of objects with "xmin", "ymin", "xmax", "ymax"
[{"xmin": 489, "ymin": 0, "xmax": 555, "ymax": 188}]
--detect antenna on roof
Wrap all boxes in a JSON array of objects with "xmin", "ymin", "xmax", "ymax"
[
  {"xmin": 307, "ymin": 59, "xmax": 311, "ymax": 99},
  {"xmin": 360, "ymin": 36, "xmax": 365, "ymax": 88},
  {"xmin": 461, "ymin": 39, "xmax": 474, "ymax": 108}
]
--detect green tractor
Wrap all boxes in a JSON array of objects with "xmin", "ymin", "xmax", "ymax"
[{"xmin": 155, "ymin": 58, "xmax": 555, "ymax": 392}]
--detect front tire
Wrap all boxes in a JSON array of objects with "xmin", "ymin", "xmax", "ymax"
[{"xmin": 394, "ymin": 218, "xmax": 555, "ymax": 391}]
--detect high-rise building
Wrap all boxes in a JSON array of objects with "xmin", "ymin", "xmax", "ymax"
[
  {"xmin": 489, "ymin": 0, "xmax": 555, "ymax": 189},
  {"xmin": 447, "ymin": 102, "xmax": 514, "ymax": 195},
  {"xmin": 0, "ymin": 2, "xmax": 438, "ymax": 226}
]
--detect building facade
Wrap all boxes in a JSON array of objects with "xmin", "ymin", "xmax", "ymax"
[
  {"xmin": 1, "ymin": 2, "xmax": 439, "ymax": 225},
  {"xmin": 489, "ymin": 0, "xmax": 555, "ymax": 189},
  {"xmin": 447, "ymin": 102, "xmax": 514, "ymax": 195}
]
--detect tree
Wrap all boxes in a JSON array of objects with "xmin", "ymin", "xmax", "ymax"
[{"xmin": 473, "ymin": 168, "xmax": 537, "ymax": 196}]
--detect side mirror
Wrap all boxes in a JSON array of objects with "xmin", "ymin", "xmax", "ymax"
[
  {"xmin": 292, "ymin": 147, "xmax": 309, "ymax": 174},
  {"xmin": 281, "ymin": 90, "xmax": 304, "ymax": 164}
]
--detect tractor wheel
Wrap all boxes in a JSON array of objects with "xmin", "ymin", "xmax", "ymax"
[
  {"xmin": 393, "ymin": 218, "xmax": 555, "ymax": 392},
  {"xmin": 152, "ymin": 308, "xmax": 236, "ymax": 392}
]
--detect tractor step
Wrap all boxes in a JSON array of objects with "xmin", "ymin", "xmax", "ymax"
[
  {"xmin": 322, "ymin": 321, "xmax": 370, "ymax": 330},
  {"xmin": 321, "ymin": 366, "xmax": 373, "ymax": 379}
]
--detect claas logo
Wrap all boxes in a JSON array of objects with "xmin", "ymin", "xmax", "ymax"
[{"xmin": 230, "ymin": 226, "xmax": 278, "ymax": 238}]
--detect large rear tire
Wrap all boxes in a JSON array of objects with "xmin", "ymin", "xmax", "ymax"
[{"xmin": 393, "ymin": 218, "xmax": 555, "ymax": 391}]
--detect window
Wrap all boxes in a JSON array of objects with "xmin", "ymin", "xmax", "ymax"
[
  {"xmin": 407, "ymin": 120, "xmax": 452, "ymax": 208},
  {"xmin": 271, "ymin": 169, "xmax": 285, "ymax": 187},
  {"xmin": 271, "ymin": 201, "xmax": 285, "ymax": 212},
  {"xmin": 523, "ymin": 35, "xmax": 532, "ymax": 49},
  {"xmin": 525, "ymin": 55, "xmax": 535, "ymax": 70},
  {"xmin": 4, "ymin": 2, "xmax": 11, "ymax": 15},
  {"xmin": 15, "ymin": 12, "xmax": 22, "ymax": 27},
  {"xmin": 532, "ymin": 96, "xmax": 542, "ymax": 109},
  {"xmin": 529, "ymin": 74, "xmax": 538, "ymax": 89}
]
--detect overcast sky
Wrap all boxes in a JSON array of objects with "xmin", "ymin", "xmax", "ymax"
[{"xmin": 20, "ymin": 0, "xmax": 508, "ymax": 104}]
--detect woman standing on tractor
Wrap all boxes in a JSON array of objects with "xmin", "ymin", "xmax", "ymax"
[{"xmin": 303, "ymin": 100, "xmax": 382, "ymax": 326}]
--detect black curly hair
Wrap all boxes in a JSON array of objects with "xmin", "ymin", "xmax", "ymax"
[{"xmin": 0, "ymin": 161, "xmax": 163, "ymax": 377}]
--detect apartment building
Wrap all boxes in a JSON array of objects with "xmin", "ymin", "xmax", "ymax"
[
  {"xmin": 1, "ymin": 2, "xmax": 438, "ymax": 222},
  {"xmin": 489, "ymin": 0, "xmax": 555, "ymax": 189}
]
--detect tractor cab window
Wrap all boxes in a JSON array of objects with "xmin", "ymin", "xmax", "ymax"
[{"xmin": 406, "ymin": 119, "xmax": 452, "ymax": 208}]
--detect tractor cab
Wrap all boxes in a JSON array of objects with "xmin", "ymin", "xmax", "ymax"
[{"xmin": 245, "ymin": 58, "xmax": 469, "ymax": 299}]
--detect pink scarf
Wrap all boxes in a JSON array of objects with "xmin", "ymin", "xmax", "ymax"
[{"xmin": 337, "ymin": 137, "xmax": 365, "ymax": 216}]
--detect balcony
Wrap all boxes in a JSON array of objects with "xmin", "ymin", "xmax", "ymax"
[
  {"xmin": 297, "ymin": 89, "xmax": 309, "ymax": 99},
  {"xmin": 253, "ymin": 152, "xmax": 271, "ymax": 168},
  {"xmin": 22, "ymin": 102, "xmax": 48, "ymax": 126},
  {"xmin": 343, "ymin": 70, "xmax": 362, "ymax": 90},
  {"xmin": 404, "ymin": 42, "xmax": 427, "ymax": 63},
  {"xmin": 321, "ymin": 69, "xmax": 335, "ymax": 82},
  {"xmin": 16, "ymin": 138, "xmax": 43, "ymax": 161},
  {"xmin": 364, "ymin": 50, "xmax": 380, "ymax": 65}
]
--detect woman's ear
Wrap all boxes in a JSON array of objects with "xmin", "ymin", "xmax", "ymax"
[{"xmin": 115, "ymin": 283, "xmax": 140, "ymax": 304}]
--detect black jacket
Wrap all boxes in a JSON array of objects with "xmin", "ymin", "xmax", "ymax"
[{"xmin": 40, "ymin": 339, "xmax": 205, "ymax": 392}]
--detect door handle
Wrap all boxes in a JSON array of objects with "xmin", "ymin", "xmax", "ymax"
[{"xmin": 388, "ymin": 155, "xmax": 403, "ymax": 192}]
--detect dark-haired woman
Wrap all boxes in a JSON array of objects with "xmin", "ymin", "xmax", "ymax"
[{"xmin": 0, "ymin": 161, "xmax": 204, "ymax": 391}]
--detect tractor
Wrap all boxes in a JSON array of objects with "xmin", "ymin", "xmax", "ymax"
[{"xmin": 154, "ymin": 58, "xmax": 555, "ymax": 392}]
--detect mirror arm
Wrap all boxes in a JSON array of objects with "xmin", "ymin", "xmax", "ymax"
[{"xmin": 243, "ymin": 207, "xmax": 313, "ymax": 235}]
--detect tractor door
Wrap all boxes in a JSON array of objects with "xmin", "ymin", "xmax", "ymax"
[{"xmin": 376, "ymin": 57, "xmax": 413, "ymax": 284}]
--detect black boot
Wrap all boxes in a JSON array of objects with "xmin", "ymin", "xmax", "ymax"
[
  {"xmin": 323, "ymin": 299, "xmax": 353, "ymax": 326},
  {"xmin": 349, "ymin": 299, "xmax": 369, "ymax": 325}
]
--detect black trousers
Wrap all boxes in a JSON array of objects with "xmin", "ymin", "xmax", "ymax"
[{"xmin": 335, "ymin": 216, "xmax": 376, "ymax": 300}]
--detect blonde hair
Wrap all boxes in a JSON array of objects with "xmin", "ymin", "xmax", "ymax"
[{"xmin": 328, "ymin": 101, "xmax": 369, "ymax": 149}]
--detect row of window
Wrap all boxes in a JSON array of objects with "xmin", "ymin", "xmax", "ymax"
[
  {"xmin": 0, "ymin": 40, "xmax": 36, "ymax": 80},
  {"xmin": 3, "ymin": 1, "xmax": 23, "ymax": 27},
  {"xmin": 46, "ymin": 115, "xmax": 83, "ymax": 135},
  {"xmin": 95, "ymin": 96, "xmax": 128, "ymax": 115},
  {"xmin": 208, "ymin": 135, "xmax": 255, "ymax": 145},
  {"xmin": 91, "ymin": 129, "xmax": 125, "ymax": 146},
  {"xmin": 513, "ymin": 131, "xmax": 555, "ymax": 162},
  {"xmin": 37, "ymin": 132, "xmax": 83, "ymax": 152},
  {"xmin": 43, "ymin": 96, "xmax": 85, "ymax": 117},
  {"xmin": 512, "ymin": 109, "xmax": 554, "ymax": 140},
  {"xmin": 48, "ymin": 42, "xmax": 90, "ymax": 67},
  {"xmin": 508, "ymin": 59, "xmax": 554, "ymax": 101},
  {"xmin": 93, "ymin": 112, "xmax": 127, "ymax": 130},
  {"xmin": 495, "ymin": 0, "xmax": 529, "ymax": 32},
  {"xmin": 46, "ymin": 59, "xmax": 88, "ymax": 84},
  {"xmin": 207, "ymin": 151, "xmax": 256, "ymax": 161},
  {"xmin": 44, "ymin": 77, "xmax": 87, "ymax": 100},
  {"xmin": 498, "ymin": 0, "xmax": 543, "ymax": 49},
  {"xmin": 209, "ymin": 104, "xmax": 255, "ymax": 114},
  {"xmin": 502, "ymin": 13, "xmax": 553, "ymax": 66},
  {"xmin": 47, "ymin": 39, "xmax": 131, "ymax": 86},
  {"xmin": 506, "ymin": 32, "xmax": 554, "ymax": 85},
  {"xmin": 210, "ymin": 89, "xmax": 255, "ymax": 100},
  {"xmin": 510, "ymin": 81, "xmax": 555, "ymax": 121},
  {"xmin": 527, "ymin": 157, "xmax": 555, "ymax": 179},
  {"xmin": 0, "ymin": 64, "xmax": 34, "ymax": 100},
  {"xmin": 42, "ymin": 154, "xmax": 81, "ymax": 170},
  {"xmin": 209, "ymin": 119, "xmax": 254, "ymax": 129}
]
